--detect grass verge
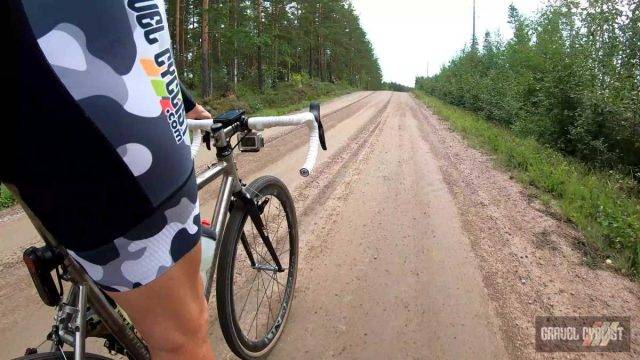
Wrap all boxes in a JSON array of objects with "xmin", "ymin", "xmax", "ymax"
[
  {"xmin": 415, "ymin": 92, "xmax": 640, "ymax": 278},
  {"xmin": 0, "ymin": 184, "xmax": 16, "ymax": 210},
  {"xmin": 202, "ymin": 79, "xmax": 355, "ymax": 117}
]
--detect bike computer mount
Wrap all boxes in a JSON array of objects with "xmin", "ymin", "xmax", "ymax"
[{"xmin": 214, "ymin": 109, "xmax": 246, "ymax": 126}]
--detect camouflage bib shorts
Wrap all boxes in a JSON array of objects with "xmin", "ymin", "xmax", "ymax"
[{"xmin": 4, "ymin": 0, "xmax": 201, "ymax": 292}]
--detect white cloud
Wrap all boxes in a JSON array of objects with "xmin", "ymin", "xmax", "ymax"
[{"xmin": 350, "ymin": 0, "xmax": 544, "ymax": 86}]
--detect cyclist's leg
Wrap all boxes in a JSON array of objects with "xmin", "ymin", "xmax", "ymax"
[
  {"xmin": 6, "ymin": 2, "xmax": 215, "ymax": 358},
  {"xmin": 66, "ymin": 173, "xmax": 214, "ymax": 359},
  {"xmin": 107, "ymin": 244, "xmax": 215, "ymax": 360}
]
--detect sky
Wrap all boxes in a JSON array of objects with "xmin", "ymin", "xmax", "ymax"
[{"xmin": 350, "ymin": 0, "xmax": 545, "ymax": 87}]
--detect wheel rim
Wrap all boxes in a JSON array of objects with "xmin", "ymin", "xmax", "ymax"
[{"xmin": 229, "ymin": 188, "xmax": 297, "ymax": 354}]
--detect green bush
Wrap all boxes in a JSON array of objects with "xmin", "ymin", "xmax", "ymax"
[
  {"xmin": 0, "ymin": 184, "xmax": 15, "ymax": 210},
  {"xmin": 416, "ymin": 1, "xmax": 640, "ymax": 181},
  {"xmin": 416, "ymin": 93, "xmax": 640, "ymax": 278}
]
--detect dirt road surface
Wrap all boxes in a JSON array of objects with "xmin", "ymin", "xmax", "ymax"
[{"xmin": 1, "ymin": 92, "xmax": 638, "ymax": 359}]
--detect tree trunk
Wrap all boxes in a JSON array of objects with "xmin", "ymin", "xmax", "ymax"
[
  {"xmin": 274, "ymin": 42, "xmax": 279, "ymax": 83},
  {"xmin": 308, "ymin": 45, "xmax": 313, "ymax": 77},
  {"xmin": 201, "ymin": 0, "xmax": 211, "ymax": 97},
  {"xmin": 317, "ymin": 3, "xmax": 323, "ymax": 81},
  {"xmin": 227, "ymin": 0, "xmax": 234, "ymax": 86},
  {"xmin": 180, "ymin": 0, "xmax": 187, "ymax": 78},
  {"xmin": 256, "ymin": 0, "xmax": 264, "ymax": 91},
  {"xmin": 174, "ymin": 0, "xmax": 182, "ymax": 76},
  {"xmin": 216, "ymin": 0, "xmax": 222, "ymax": 68},
  {"xmin": 233, "ymin": 0, "xmax": 238, "ymax": 90},
  {"xmin": 173, "ymin": 0, "xmax": 184, "ymax": 76}
]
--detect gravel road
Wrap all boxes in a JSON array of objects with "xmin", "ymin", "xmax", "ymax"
[{"xmin": 1, "ymin": 91, "xmax": 637, "ymax": 359}]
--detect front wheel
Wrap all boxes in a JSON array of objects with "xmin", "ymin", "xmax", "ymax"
[{"xmin": 216, "ymin": 176, "xmax": 299, "ymax": 359}]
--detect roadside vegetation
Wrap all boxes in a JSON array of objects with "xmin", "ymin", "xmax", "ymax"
[
  {"xmin": 416, "ymin": 1, "xmax": 639, "ymax": 180},
  {"xmin": 416, "ymin": 1, "xmax": 640, "ymax": 278},
  {"xmin": 383, "ymin": 82, "xmax": 413, "ymax": 92},
  {"xmin": 415, "ymin": 93, "xmax": 640, "ymax": 278},
  {"xmin": 0, "ymin": 185, "xmax": 15, "ymax": 210},
  {"xmin": 203, "ymin": 76, "xmax": 354, "ymax": 116}
]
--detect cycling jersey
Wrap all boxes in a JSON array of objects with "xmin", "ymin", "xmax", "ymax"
[{"xmin": 4, "ymin": 0, "xmax": 201, "ymax": 292}]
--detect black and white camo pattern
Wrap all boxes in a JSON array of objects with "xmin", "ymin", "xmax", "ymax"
[
  {"xmin": 23, "ymin": 0, "xmax": 192, "ymax": 205},
  {"xmin": 22, "ymin": 0, "xmax": 202, "ymax": 291},
  {"xmin": 69, "ymin": 173, "xmax": 201, "ymax": 292}
]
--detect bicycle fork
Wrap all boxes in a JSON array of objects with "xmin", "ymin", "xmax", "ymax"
[{"xmin": 235, "ymin": 189, "xmax": 285, "ymax": 273}]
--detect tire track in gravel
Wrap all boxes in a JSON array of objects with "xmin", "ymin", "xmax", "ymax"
[{"xmin": 232, "ymin": 92, "xmax": 390, "ymax": 183}]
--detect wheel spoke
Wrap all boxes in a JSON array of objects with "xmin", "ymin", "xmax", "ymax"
[
  {"xmin": 247, "ymin": 273, "xmax": 274, "ymax": 340},
  {"xmin": 249, "ymin": 221, "xmax": 274, "ymax": 266},
  {"xmin": 274, "ymin": 273, "xmax": 283, "ymax": 305},
  {"xmin": 238, "ymin": 270, "xmax": 260, "ymax": 323},
  {"xmin": 272, "ymin": 211, "xmax": 286, "ymax": 253},
  {"xmin": 277, "ymin": 248, "xmax": 290, "ymax": 257},
  {"xmin": 255, "ymin": 270, "xmax": 260, "ymax": 339},
  {"xmin": 264, "ymin": 196, "xmax": 273, "ymax": 237},
  {"xmin": 263, "ymin": 270, "xmax": 288, "ymax": 290},
  {"xmin": 260, "ymin": 271, "xmax": 272, "ymax": 335},
  {"xmin": 254, "ymin": 243, "xmax": 275, "ymax": 265},
  {"xmin": 267, "ymin": 271, "xmax": 275, "ymax": 329}
]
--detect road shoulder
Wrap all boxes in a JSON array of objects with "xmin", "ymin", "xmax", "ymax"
[{"xmin": 409, "ymin": 97, "xmax": 640, "ymax": 359}]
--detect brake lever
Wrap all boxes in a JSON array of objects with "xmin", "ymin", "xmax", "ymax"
[
  {"xmin": 310, "ymin": 102, "xmax": 327, "ymax": 151},
  {"xmin": 203, "ymin": 131, "xmax": 212, "ymax": 151}
]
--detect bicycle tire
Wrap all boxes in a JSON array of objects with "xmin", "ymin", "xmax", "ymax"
[
  {"xmin": 12, "ymin": 352, "xmax": 111, "ymax": 360},
  {"xmin": 216, "ymin": 176, "xmax": 299, "ymax": 360}
]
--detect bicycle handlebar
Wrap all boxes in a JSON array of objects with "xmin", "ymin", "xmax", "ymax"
[
  {"xmin": 247, "ymin": 112, "xmax": 319, "ymax": 177},
  {"xmin": 187, "ymin": 105, "xmax": 326, "ymax": 177}
]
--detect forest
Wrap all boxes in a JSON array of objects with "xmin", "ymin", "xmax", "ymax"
[
  {"xmin": 383, "ymin": 81, "xmax": 413, "ymax": 92},
  {"xmin": 416, "ymin": 0, "xmax": 640, "ymax": 181},
  {"xmin": 164, "ymin": 0, "xmax": 383, "ymax": 98}
]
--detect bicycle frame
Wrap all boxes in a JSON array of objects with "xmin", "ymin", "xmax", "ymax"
[
  {"xmin": 196, "ymin": 123, "xmax": 287, "ymax": 297},
  {"xmin": 16, "ymin": 104, "xmax": 324, "ymax": 360},
  {"xmin": 195, "ymin": 139, "xmax": 242, "ymax": 297},
  {"xmin": 16, "ymin": 133, "xmax": 244, "ymax": 360}
]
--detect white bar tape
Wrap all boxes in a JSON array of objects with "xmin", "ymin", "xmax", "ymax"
[
  {"xmin": 248, "ymin": 113, "xmax": 320, "ymax": 176},
  {"xmin": 190, "ymin": 128, "xmax": 203, "ymax": 160},
  {"xmin": 187, "ymin": 120, "xmax": 213, "ymax": 160},
  {"xmin": 187, "ymin": 119, "xmax": 214, "ymax": 130},
  {"xmin": 247, "ymin": 113, "xmax": 314, "ymax": 130}
]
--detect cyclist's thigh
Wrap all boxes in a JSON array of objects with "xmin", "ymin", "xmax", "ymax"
[{"xmin": 107, "ymin": 243, "xmax": 215, "ymax": 359}]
